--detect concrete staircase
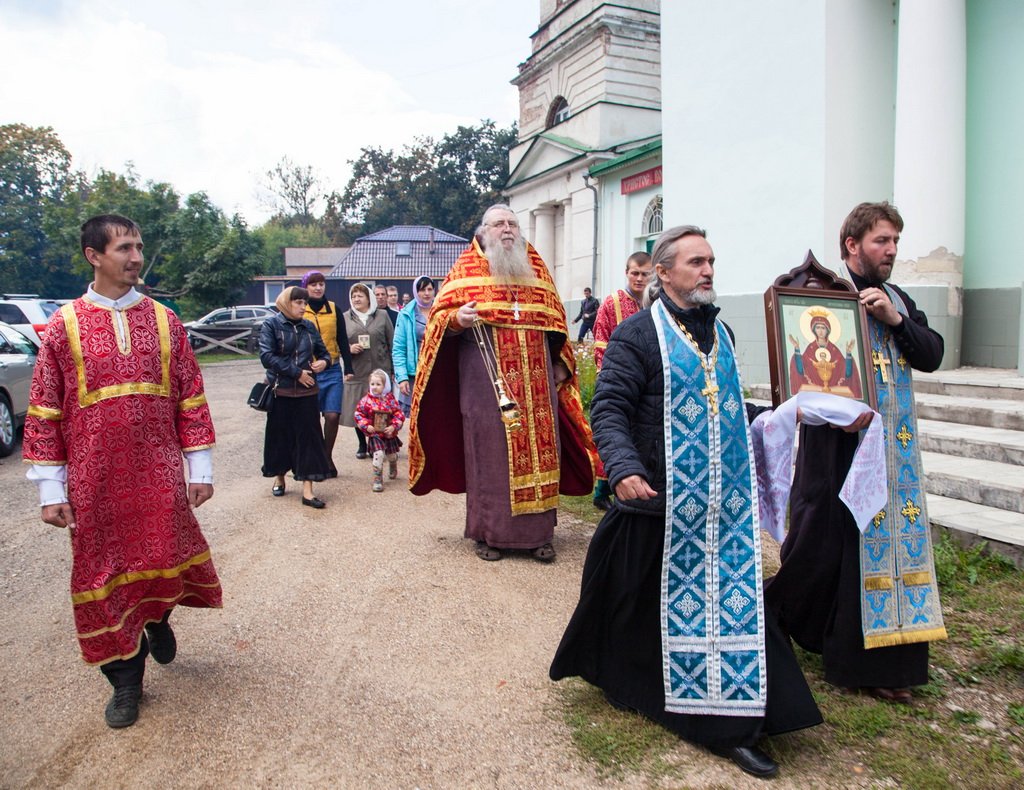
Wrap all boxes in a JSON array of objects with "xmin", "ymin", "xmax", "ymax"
[{"xmin": 749, "ymin": 367, "xmax": 1024, "ymax": 566}]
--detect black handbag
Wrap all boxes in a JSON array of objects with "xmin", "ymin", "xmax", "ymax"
[{"xmin": 247, "ymin": 379, "xmax": 276, "ymax": 412}]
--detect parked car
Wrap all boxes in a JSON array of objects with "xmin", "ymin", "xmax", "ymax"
[
  {"xmin": 0, "ymin": 294, "xmax": 63, "ymax": 347},
  {"xmin": 0, "ymin": 321, "xmax": 37, "ymax": 457},
  {"xmin": 184, "ymin": 305, "xmax": 276, "ymax": 349}
]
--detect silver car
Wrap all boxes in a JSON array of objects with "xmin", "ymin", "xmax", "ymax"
[{"xmin": 0, "ymin": 321, "xmax": 37, "ymax": 457}]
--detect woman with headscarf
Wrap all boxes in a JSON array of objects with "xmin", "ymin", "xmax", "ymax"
[
  {"xmin": 258, "ymin": 286, "xmax": 332, "ymax": 508},
  {"xmin": 340, "ymin": 282, "xmax": 395, "ymax": 459},
  {"xmin": 391, "ymin": 275, "xmax": 436, "ymax": 417}
]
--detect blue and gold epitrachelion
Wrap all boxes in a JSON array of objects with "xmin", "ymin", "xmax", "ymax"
[{"xmin": 652, "ymin": 301, "xmax": 766, "ymax": 717}]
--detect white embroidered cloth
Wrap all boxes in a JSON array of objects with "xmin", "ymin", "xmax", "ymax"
[{"xmin": 749, "ymin": 392, "xmax": 887, "ymax": 542}]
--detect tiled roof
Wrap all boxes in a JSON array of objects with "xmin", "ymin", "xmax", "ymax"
[
  {"xmin": 359, "ymin": 226, "xmax": 466, "ymax": 243},
  {"xmin": 327, "ymin": 226, "xmax": 468, "ymax": 279}
]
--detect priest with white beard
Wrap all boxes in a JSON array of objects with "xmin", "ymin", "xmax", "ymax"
[{"xmin": 407, "ymin": 205, "xmax": 598, "ymax": 563}]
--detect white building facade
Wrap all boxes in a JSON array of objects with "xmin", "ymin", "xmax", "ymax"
[
  {"xmin": 505, "ymin": 0, "xmax": 661, "ymax": 304},
  {"xmin": 661, "ymin": 0, "xmax": 1024, "ymax": 378}
]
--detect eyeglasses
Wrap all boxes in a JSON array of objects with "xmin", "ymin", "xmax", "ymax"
[{"xmin": 487, "ymin": 219, "xmax": 520, "ymax": 229}]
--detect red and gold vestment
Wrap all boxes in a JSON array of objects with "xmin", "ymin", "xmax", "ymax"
[
  {"xmin": 24, "ymin": 294, "xmax": 221, "ymax": 666},
  {"xmin": 409, "ymin": 239, "xmax": 597, "ymax": 514},
  {"xmin": 593, "ymin": 289, "xmax": 642, "ymax": 369}
]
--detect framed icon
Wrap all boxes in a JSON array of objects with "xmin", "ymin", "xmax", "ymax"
[{"xmin": 764, "ymin": 252, "xmax": 876, "ymax": 409}]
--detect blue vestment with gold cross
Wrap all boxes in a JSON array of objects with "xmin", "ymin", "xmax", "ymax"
[
  {"xmin": 651, "ymin": 300, "xmax": 767, "ymax": 716},
  {"xmin": 859, "ymin": 286, "xmax": 946, "ymax": 648}
]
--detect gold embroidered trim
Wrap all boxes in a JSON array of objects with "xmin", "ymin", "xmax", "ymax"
[
  {"xmin": 77, "ymin": 585, "xmax": 223, "ymax": 646},
  {"xmin": 511, "ymin": 469, "xmax": 561, "ymax": 487},
  {"xmin": 178, "ymin": 394, "xmax": 208, "ymax": 411},
  {"xmin": 71, "ymin": 550, "xmax": 212, "ymax": 605},
  {"xmin": 864, "ymin": 626, "xmax": 948, "ymax": 649},
  {"xmin": 902, "ymin": 571, "xmax": 933, "ymax": 587},
  {"xmin": 183, "ymin": 443, "xmax": 216, "ymax": 452},
  {"xmin": 28, "ymin": 404, "xmax": 63, "ymax": 421},
  {"xmin": 65, "ymin": 300, "xmax": 172, "ymax": 408},
  {"xmin": 510, "ymin": 493, "xmax": 560, "ymax": 515},
  {"xmin": 21, "ymin": 459, "xmax": 66, "ymax": 466},
  {"xmin": 863, "ymin": 576, "xmax": 895, "ymax": 591}
]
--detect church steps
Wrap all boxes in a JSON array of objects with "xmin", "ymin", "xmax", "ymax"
[
  {"xmin": 912, "ymin": 368, "xmax": 1024, "ymax": 402},
  {"xmin": 928, "ymin": 494, "xmax": 1024, "ymax": 567},
  {"xmin": 920, "ymin": 451, "xmax": 1024, "ymax": 515},
  {"xmin": 916, "ymin": 419, "xmax": 1024, "ymax": 466},
  {"xmin": 914, "ymin": 393, "xmax": 1024, "ymax": 431}
]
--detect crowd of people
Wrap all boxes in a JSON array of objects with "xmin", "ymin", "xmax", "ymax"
[{"xmin": 25, "ymin": 203, "xmax": 947, "ymax": 782}]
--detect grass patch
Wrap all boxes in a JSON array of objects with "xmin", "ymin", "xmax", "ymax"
[
  {"xmin": 196, "ymin": 352, "xmax": 259, "ymax": 365},
  {"xmin": 555, "ymin": 680, "xmax": 681, "ymax": 781}
]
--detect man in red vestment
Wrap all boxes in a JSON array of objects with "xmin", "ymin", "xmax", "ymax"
[
  {"xmin": 408, "ymin": 204, "xmax": 596, "ymax": 562},
  {"xmin": 23, "ymin": 214, "xmax": 222, "ymax": 728},
  {"xmin": 590, "ymin": 250, "xmax": 653, "ymax": 509}
]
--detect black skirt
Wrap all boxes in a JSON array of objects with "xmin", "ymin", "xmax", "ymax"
[
  {"xmin": 551, "ymin": 507, "xmax": 822, "ymax": 748},
  {"xmin": 261, "ymin": 393, "xmax": 331, "ymax": 482}
]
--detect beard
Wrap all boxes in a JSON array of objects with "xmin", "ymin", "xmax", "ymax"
[
  {"xmin": 682, "ymin": 284, "xmax": 717, "ymax": 306},
  {"xmin": 484, "ymin": 235, "xmax": 531, "ymax": 281}
]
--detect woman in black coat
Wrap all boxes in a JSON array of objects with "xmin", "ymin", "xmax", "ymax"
[{"xmin": 259, "ymin": 286, "xmax": 332, "ymax": 508}]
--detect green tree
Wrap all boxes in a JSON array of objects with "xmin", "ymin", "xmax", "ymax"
[
  {"xmin": 0, "ymin": 124, "xmax": 74, "ymax": 294},
  {"xmin": 251, "ymin": 219, "xmax": 330, "ymax": 275},
  {"xmin": 342, "ymin": 120, "xmax": 517, "ymax": 238}
]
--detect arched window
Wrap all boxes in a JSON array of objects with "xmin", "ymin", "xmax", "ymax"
[
  {"xmin": 642, "ymin": 195, "xmax": 663, "ymax": 237},
  {"xmin": 546, "ymin": 96, "xmax": 570, "ymax": 128}
]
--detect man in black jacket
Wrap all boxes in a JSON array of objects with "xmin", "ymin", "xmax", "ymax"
[
  {"xmin": 551, "ymin": 225, "xmax": 821, "ymax": 780},
  {"xmin": 571, "ymin": 287, "xmax": 599, "ymax": 342},
  {"xmin": 765, "ymin": 202, "xmax": 946, "ymax": 704}
]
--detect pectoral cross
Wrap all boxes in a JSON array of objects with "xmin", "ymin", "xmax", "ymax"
[
  {"xmin": 702, "ymin": 382, "xmax": 719, "ymax": 415},
  {"xmin": 513, "ymin": 300, "xmax": 520, "ymax": 321},
  {"xmin": 872, "ymin": 350, "xmax": 891, "ymax": 384}
]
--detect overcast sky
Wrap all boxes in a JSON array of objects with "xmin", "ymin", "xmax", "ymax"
[{"xmin": 0, "ymin": 0, "xmax": 538, "ymax": 223}]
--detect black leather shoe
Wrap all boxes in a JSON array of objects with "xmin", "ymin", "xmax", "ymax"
[
  {"xmin": 105, "ymin": 684, "xmax": 142, "ymax": 729},
  {"xmin": 592, "ymin": 496, "xmax": 611, "ymax": 511},
  {"xmin": 145, "ymin": 620, "xmax": 177, "ymax": 665},
  {"xmin": 271, "ymin": 484, "xmax": 285, "ymax": 497},
  {"xmin": 355, "ymin": 451, "xmax": 369, "ymax": 460},
  {"xmin": 708, "ymin": 745, "xmax": 778, "ymax": 778},
  {"xmin": 302, "ymin": 496, "xmax": 326, "ymax": 509}
]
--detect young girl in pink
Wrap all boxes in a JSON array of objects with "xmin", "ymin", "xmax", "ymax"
[{"xmin": 354, "ymin": 369, "xmax": 405, "ymax": 492}]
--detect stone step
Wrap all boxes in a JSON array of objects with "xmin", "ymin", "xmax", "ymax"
[
  {"xmin": 928, "ymin": 494, "xmax": 1024, "ymax": 568},
  {"xmin": 913, "ymin": 368, "xmax": 1024, "ymax": 402},
  {"xmin": 917, "ymin": 419, "xmax": 1024, "ymax": 466},
  {"xmin": 921, "ymin": 452, "xmax": 1024, "ymax": 515},
  {"xmin": 914, "ymin": 393, "xmax": 1024, "ymax": 431}
]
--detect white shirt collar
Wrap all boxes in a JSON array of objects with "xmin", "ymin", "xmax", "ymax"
[{"xmin": 86, "ymin": 285, "xmax": 145, "ymax": 310}]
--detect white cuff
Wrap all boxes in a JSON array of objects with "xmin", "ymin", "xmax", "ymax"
[
  {"xmin": 27, "ymin": 464, "xmax": 68, "ymax": 507},
  {"xmin": 185, "ymin": 448, "xmax": 214, "ymax": 484}
]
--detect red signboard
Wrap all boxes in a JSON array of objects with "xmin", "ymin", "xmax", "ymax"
[{"xmin": 621, "ymin": 165, "xmax": 663, "ymax": 195}]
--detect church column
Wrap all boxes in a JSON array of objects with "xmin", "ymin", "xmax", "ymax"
[
  {"xmin": 893, "ymin": 0, "xmax": 965, "ymax": 366},
  {"xmin": 532, "ymin": 206, "xmax": 557, "ymax": 273},
  {"xmin": 559, "ymin": 197, "xmax": 574, "ymax": 296}
]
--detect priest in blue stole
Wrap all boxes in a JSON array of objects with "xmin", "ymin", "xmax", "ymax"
[
  {"xmin": 552, "ymin": 226, "xmax": 822, "ymax": 780},
  {"xmin": 765, "ymin": 202, "xmax": 946, "ymax": 704}
]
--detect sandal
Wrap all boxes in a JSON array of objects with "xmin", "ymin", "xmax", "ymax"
[
  {"xmin": 475, "ymin": 541, "xmax": 501, "ymax": 561},
  {"xmin": 861, "ymin": 687, "xmax": 912, "ymax": 704},
  {"xmin": 532, "ymin": 543, "xmax": 556, "ymax": 563}
]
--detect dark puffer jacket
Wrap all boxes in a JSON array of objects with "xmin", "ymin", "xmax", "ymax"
[
  {"xmin": 259, "ymin": 313, "xmax": 329, "ymax": 389},
  {"xmin": 591, "ymin": 295, "xmax": 758, "ymax": 517}
]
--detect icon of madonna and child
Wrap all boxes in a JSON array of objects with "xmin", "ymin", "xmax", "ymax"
[{"xmin": 786, "ymin": 306, "xmax": 863, "ymax": 399}]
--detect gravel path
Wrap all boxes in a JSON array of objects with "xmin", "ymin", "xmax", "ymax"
[{"xmin": 1, "ymin": 359, "xmax": 797, "ymax": 789}]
